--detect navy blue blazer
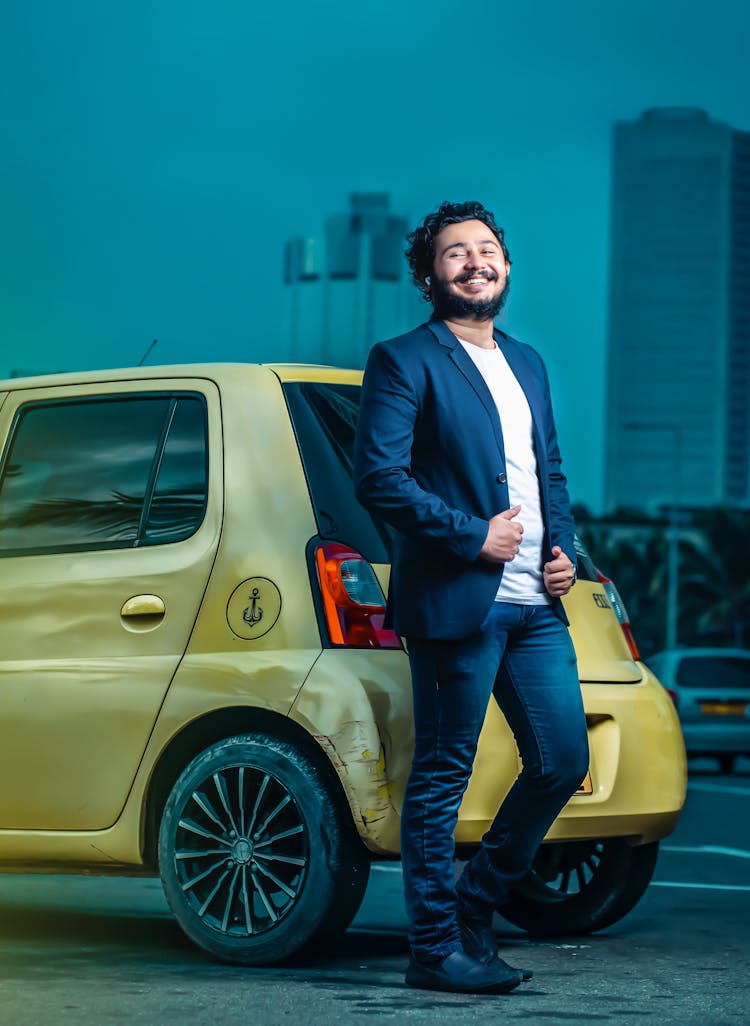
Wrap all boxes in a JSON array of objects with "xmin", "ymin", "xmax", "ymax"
[{"xmin": 354, "ymin": 319, "xmax": 576, "ymax": 639}]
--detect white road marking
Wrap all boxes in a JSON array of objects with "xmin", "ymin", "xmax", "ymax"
[
  {"xmin": 375, "ymin": 846, "xmax": 750, "ymax": 873},
  {"xmin": 651, "ymin": 882, "xmax": 750, "ymax": 893},
  {"xmin": 662, "ymin": 844, "xmax": 750, "ymax": 860},
  {"xmin": 688, "ymin": 781, "xmax": 750, "ymax": 797},
  {"xmin": 373, "ymin": 845, "xmax": 750, "ymax": 897}
]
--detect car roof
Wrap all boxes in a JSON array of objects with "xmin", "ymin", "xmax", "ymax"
[{"xmin": 0, "ymin": 362, "xmax": 363, "ymax": 390}]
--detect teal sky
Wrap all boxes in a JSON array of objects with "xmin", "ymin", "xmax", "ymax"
[{"xmin": 1, "ymin": 1, "xmax": 748, "ymax": 510}]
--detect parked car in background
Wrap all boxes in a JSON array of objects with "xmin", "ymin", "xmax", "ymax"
[
  {"xmin": 647, "ymin": 648, "xmax": 750, "ymax": 773},
  {"xmin": 0, "ymin": 363, "xmax": 686, "ymax": 965}
]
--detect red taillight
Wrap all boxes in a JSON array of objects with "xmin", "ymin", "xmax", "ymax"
[
  {"xmin": 666, "ymin": 688, "xmax": 679, "ymax": 708},
  {"xmin": 596, "ymin": 569, "xmax": 641, "ymax": 662},
  {"xmin": 314, "ymin": 543, "xmax": 402, "ymax": 649}
]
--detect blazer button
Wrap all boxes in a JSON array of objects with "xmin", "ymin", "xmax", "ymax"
[{"xmin": 496, "ymin": 472, "xmax": 507, "ymax": 484}]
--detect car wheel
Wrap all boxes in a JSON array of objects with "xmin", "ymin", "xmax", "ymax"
[
  {"xmin": 718, "ymin": 754, "xmax": 735, "ymax": 774},
  {"xmin": 158, "ymin": 733, "xmax": 370, "ymax": 964},
  {"xmin": 499, "ymin": 838, "xmax": 658, "ymax": 936}
]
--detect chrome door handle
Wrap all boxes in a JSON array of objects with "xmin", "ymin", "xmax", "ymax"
[{"xmin": 120, "ymin": 595, "xmax": 166, "ymax": 617}]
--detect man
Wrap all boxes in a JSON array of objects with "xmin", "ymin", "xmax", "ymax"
[{"xmin": 354, "ymin": 201, "xmax": 589, "ymax": 995}]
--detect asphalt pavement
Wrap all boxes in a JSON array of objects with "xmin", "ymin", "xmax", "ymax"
[{"xmin": 0, "ymin": 760, "xmax": 748, "ymax": 1026}]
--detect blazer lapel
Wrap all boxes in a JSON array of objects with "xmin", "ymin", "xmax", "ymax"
[
  {"xmin": 427, "ymin": 320, "xmax": 505, "ymax": 456},
  {"xmin": 495, "ymin": 329, "xmax": 546, "ymax": 458}
]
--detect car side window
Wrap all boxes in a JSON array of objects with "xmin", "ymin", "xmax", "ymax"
[{"xmin": 0, "ymin": 393, "xmax": 208, "ymax": 556}]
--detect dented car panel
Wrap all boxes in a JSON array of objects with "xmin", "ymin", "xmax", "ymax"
[{"xmin": 289, "ymin": 648, "xmax": 413, "ymax": 853}]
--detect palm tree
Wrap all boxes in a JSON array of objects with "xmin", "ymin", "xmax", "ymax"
[
  {"xmin": 576, "ymin": 508, "xmax": 750, "ymax": 653},
  {"xmin": 679, "ymin": 510, "xmax": 750, "ymax": 647}
]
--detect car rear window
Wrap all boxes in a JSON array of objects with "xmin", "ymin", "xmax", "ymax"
[
  {"xmin": 282, "ymin": 382, "xmax": 391, "ymax": 564},
  {"xmin": 0, "ymin": 393, "xmax": 208, "ymax": 556},
  {"xmin": 573, "ymin": 535, "xmax": 598, "ymax": 583},
  {"xmin": 676, "ymin": 655, "xmax": 750, "ymax": 688}
]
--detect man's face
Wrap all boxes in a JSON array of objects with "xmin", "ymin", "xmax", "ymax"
[{"xmin": 428, "ymin": 219, "xmax": 511, "ymax": 321}]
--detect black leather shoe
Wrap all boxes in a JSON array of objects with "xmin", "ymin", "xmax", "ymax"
[
  {"xmin": 457, "ymin": 913, "xmax": 534, "ymax": 982},
  {"xmin": 405, "ymin": 949, "xmax": 524, "ymax": 994}
]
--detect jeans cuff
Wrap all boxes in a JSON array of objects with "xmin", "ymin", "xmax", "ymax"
[{"xmin": 411, "ymin": 940, "xmax": 463, "ymax": 965}]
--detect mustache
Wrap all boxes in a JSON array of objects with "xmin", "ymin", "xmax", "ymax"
[{"xmin": 453, "ymin": 270, "xmax": 498, "ymax": 284}]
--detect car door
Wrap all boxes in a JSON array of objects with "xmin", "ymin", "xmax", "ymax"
[{"xmin": 0, "ymin": 377, "xmax": 222, "ymax": 830}]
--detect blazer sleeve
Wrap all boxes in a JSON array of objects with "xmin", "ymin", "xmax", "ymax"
[
  {"xmin": 539, "ymin": 357, "xmax": 576, "ymax": 566},
  {"xmin": 354, "ymin": 341, "xmax": 488, "ymax": 563}
]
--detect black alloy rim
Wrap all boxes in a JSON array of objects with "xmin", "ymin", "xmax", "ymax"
[
  {"xmin": 173, "ymin": 765, "xmax": 308, "ymax": 936},
  {"xmin": 527, "ymin": 840, "xmax": 605, "ymax": 897}
]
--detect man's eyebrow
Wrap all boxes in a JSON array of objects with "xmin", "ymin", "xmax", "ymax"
[{"xmin": 439, "ymin": 237, "xmax": 500, "ymax": 255}]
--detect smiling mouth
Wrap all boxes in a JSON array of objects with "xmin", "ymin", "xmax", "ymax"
[{"xmin": 455, "ymin": 273, "xmax": 497, "ymax": 287}]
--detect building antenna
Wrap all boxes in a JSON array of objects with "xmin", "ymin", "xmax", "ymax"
[{"xmin": 138, "ymin": 339, "xmax": 158, "ymax": 366}]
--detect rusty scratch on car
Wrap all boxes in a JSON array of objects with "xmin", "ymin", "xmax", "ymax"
[{"xmin": 314, "ymin": 721, "xmax": 395, "ymax": 840}]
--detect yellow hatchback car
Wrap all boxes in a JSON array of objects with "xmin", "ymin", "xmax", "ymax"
[{"xmin": 0, "ymin": 363, "xmax": 686, "ymax": 965}]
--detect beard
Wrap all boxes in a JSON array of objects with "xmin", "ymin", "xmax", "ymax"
[{"xmin": 430, "ymin": 272, "xmax": 510, "ymax": 321}]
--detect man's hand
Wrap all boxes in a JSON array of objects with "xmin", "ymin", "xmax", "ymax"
[
  {"xmin": 479, "ymin": 505, "xmax": 523, "ymax": 563},
  {"xmin": 544, "ymin": 545, "xmax": 576, "ymax": 597}
]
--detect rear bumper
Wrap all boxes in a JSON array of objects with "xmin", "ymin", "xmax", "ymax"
[
  {"xmin": 551, "ymin": 665, "xmax": 687, "ymax": 844},
  {"xmin": 544, "ymin": 809, "xmax": 681, "ymax": 846},
  {"xmin": 457, "ymin": 663, "xmax": 688, "ymax": 848}
]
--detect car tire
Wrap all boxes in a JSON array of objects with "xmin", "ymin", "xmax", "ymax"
[
  {"xmin": 498, "ymin": 838, "xmax": 659, "ymax": 936},
  {"xmin": 158, "ymin": 733, "xmax": 370, "ymax": 965}
]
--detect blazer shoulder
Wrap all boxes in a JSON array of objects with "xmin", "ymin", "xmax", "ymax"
[
  {"xmin": 366, "ymin": 323, "xmax": 437, "ymax": 384},
  {"xmin": 496, "ymin": 329, "xmax": 547, "ymax": 374},
  {"xmin": 374, "ymin": 321, "xmax": 435, "ymax": 355}
]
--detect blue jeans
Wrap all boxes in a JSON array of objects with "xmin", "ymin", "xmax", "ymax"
[{"xmin": 402, "ymin": 602, "xmax": 589, "ymax": 961}]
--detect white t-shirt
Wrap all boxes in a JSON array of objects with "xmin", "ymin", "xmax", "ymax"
[{"xmin": 458, "ymin": 339, "xmax": 549, "ymax": 605}]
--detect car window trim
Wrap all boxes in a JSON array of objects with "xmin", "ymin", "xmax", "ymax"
[
  {"xmin": 135, "ymin": 398, "xmax": 178, "ymax": 548},
  {"xmin": 139, "ymin": 396, "xmax": 210, "ymax": 548}
]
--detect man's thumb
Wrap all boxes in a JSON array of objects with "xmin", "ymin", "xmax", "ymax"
[
  {"xmin": 551, "ymin": 545, "xmax": 562, "ymax": 556},
  {"xmin": 499, "ymin": 505, "xmax": 522, "ymax": 520}
]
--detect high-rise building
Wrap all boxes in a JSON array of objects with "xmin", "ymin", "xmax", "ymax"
[
  {"xmin": 605, "ymin": 108, "xmax": 750, "ymax": 512},
  {"xmin": 283, "ymin": 193, "xmax": 425, "ymax": 368}
]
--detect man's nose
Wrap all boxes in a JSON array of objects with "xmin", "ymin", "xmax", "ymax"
[{"xmin": 464, "ymin": 245, "xmax": 485, "ymax": 268}]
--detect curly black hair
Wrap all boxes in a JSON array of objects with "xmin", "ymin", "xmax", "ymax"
[{"xmin": 405, "ymin": 200, "xmax": 511, "ymax": 301}]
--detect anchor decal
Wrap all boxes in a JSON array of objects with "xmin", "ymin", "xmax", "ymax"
[
  {"xmin": 243, "ymin": 587, "xmax": 263, "ymax": 626},
  {"xmin": 227, "ymin": 577, "xmax": 281, "ymax": 639}
]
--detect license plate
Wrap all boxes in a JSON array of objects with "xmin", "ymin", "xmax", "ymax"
[
  {"xmin": 701, "ymin": 702, "xmax": 746, "ymax": 716},
  {"xmin": 576, "ymin": 771, "xmax": 593, "ymax": 795}
]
